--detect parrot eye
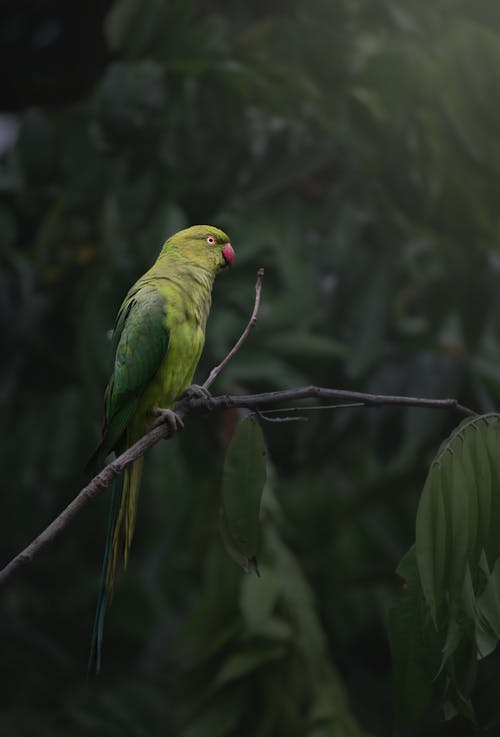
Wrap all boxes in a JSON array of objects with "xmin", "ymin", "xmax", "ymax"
[{"xmin": 205, "ymin": 236, "xmax": 217, "ymax": 245}]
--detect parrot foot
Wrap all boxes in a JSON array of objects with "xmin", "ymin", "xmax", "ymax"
[
  {"xmin": 183, "ymin": 384, "xmax": 213, "ymax": 409},
  {"xmin": 183, "ymin": 383, "xmax": 212, "ymax": 400},
  {"xmin": 155, "ymin": 408, "xmax": 184, "ymax": 433}
]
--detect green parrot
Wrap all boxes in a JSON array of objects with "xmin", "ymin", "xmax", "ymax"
[{"xmin": 88, "ymin": 224, "xmax": 235, "ymax": 671}]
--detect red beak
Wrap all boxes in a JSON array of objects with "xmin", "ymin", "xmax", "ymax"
[{"xmin": 222, "ymin": 242, "xmax": 235, "ymax": 266}]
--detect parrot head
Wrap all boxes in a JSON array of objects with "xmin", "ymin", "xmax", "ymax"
[{"xmin": 162, "ymin": 224, "xmax": 235, "ymax": 272}]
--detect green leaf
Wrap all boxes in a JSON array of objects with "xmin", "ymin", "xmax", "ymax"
[
  {"xmin": 439, "ymin": 616, "xmax": 463, "ymax": 674},
  {"xmin": 469, "ymin": 423, "xmax": 492, "ymax": 564},
  {"xmin": 213, "ymin": 646, "xmax": 284, "ymax": 690},
  {"xmin": 415, "ymin": 460, "xmax": 447, "ymax": 624},
  {"xmin": 412, "ymin": 414, "xmax": 500, "ymax": 723},
  {"xmin": 416, "ymin": 415, "xmax": 500, "ymax": 622},
  {"xmin": 477, "ymin": 557, "xmax": 500, "ymax": 643},
  {"xmin": 181, "ymin": 694, "xmax": 244, "ymax": 737},
  {"xmin": 240, "ymin": 565, "xmax": 280, "ymax": 630},
  {"xmin": 219, "ymin": 414, "xmax": 267, "ymax": 572},
  {"xmin": 388, "ymin": 547, "xmax": 437, "ymax": 735},
  {"xmin": 444, "ymin": 445, "xmax": 469, "ymax": 602},
  {"xmin": 460, "ymin": 434, "xmax": 479, "ymax": 570},
  {"xmin": 485, "ymin": 419, "xmax": 500, "ymax": 564}
]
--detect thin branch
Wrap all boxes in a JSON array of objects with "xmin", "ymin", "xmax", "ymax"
[
  {"xmin": 261, "ymin": 402, "xmax": 366, "ymax": 414},
  {"xmin": 0, "ymin": 423, "xmax": 175, "ymax": 586},
  {"xmin": 203, "ymin": 268, "xmax": 264, "ymax": 389},
  {"xmin": 186, "ymin": 387, "xmax": 476, "ymax": 417},
  {"xmin": 255, "ymin": 409, "xmax": 308, "ymax": 423},
  {"xmin": 258, "ymin": 415, "xmax": 308, "ymax": 423},
  {"xmin": 0, "ymin": 266, "xmax": 478, "ymax": 585}
]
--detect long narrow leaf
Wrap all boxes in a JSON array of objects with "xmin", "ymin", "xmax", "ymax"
[{"xmin": 219, "ymin": 414, "xmax": 267, "ymax": 573}]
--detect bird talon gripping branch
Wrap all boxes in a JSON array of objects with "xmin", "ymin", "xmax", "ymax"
[
  {"xmin": 183, "ymin": 383, "xmax": 213, "ymax": 407},
  {"xmin": 156, "ymin": 407, "xmax": 184, "ymax": 433},
  {"xmin": 183, "ymin": 382, "xmax": 212, "ymax": 399}
]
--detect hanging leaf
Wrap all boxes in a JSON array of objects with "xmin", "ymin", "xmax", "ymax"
[
  {"xmin": 485, "ymin": 420, "xmax": 500, "ymax": 564},
  {"xmin": 394, "ymin": 413, "xmax": 500, "ymax": 725},
  {"xmin": 388, "ymin": 546, "xmax": 438, "ymax": 735},
  {"xmin": 416, "ymin": 414, "xmax": 500, "ymax": 625},
  {"xmin": 219, "ymin": 414, "xmax": 267, "ymax": 574},
  {"xmin": 476, "ymin": 555, "xmax": 500, "ymax": 645},
  {"xmin": 444, "ymin": 442, "xmax": 470, "ymax": 603},
  {"xmin": 414, "ymin": 456, "xmax": 447, "ymax": 625}
]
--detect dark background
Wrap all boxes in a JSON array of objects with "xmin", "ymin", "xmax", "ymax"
[{"xmin": 3, "ymin": 0, "xmax": 500, "ymax": 734}]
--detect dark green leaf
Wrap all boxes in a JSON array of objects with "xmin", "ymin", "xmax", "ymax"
[
  {"xmin": 477, "ymin": 557, "xmax": 500, "ymax": 643},
  {"xmin": 220, "ymin": 414, "xmax": 267, "ymax": 572},
  {"xmin": 415, "ymin": 460, "xmax": 446, "ymax": 624},
  {"xmin": 212, "ymin": 645, "xmax": 285, "ymax": 690},
  {"xmin": 388, "ymin": 547, "xmax": 436, "ymax": 734},
  {"xmin": 240, "ymin": 565, "xmax": 280, "ymax": 629}
]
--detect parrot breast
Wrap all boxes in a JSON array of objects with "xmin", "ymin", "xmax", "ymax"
[{"xmin": 129, "ymin": 273, "xmax": 211, "ymax": 441}]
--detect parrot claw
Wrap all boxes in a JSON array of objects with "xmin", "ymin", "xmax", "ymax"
[
  {"xmin": 183, "ymin": 383, "xmax": 212, "ymax": 400},
  {"xmin": 183, "ymin": 384, "xmax": 213, "ymax": 409},
  {"xmin": 156, "ymin": 408, "xmax": 184, "ymax": 433}
]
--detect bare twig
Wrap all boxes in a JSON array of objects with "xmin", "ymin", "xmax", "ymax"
[
  {"xmin": 203, "ymin": 268, "xmax": 264, "ymax": 389},
  {"xmin": 261, "ymin": 402, "xmax": 366, "ymax": 414},
  {"xmin": 0, "ymin": 423, "xmax": 175, "ymax": 586},
  {"xmin": 258, "ymin": 414, "xmax": 308, "ymax": 423},
  {"xmin": 0, "ymin": 266, "xmax": 478, "ymax": 586},
  {"xmin": 255, "ymin": 408, "xmax": 308, "ymax": 423},
  {"xmin": 185, "ymin": 387, "xmax": 476, "ymax": 417}
]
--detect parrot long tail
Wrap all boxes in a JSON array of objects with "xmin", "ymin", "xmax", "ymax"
[
  {"xmin": 107, "ymin": 457, "xmax": 144, "ymax": 589},
  {"xmin": 88, "ymin": 457, "xmax": 144, "ymax": 674},
  {"xmin": 88, "ymin": 478, "xmax": 120, "ymax": 675}
]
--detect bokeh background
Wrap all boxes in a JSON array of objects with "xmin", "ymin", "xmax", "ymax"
[{"xmin": 3, "ymin": 1, "xmax": 500, "ymax": 735}]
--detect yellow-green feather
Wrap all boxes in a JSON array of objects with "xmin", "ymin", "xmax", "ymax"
[{"xmin": 105, "ymin": 457, "xmax": 144, "ymax": 593}]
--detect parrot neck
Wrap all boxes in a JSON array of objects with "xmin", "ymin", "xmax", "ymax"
[
  {"xmin": 144, "ymin": 253, "xmax": 216, "ymax": 326},
  {"xmin": 155, "ymin": 253, "xmax": 216, "ymax": 292}
]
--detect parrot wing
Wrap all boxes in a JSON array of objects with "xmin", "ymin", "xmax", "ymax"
[{"xmin": 89, "ymin": 287, "xmax": 170, "ymax": 466}]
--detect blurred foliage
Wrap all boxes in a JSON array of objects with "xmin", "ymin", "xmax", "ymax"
[{"xmin": 3, "ymin": 0, "xmax": 500, "ymax": 734}]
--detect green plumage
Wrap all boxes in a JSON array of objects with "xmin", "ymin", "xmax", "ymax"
[{"xmin": 89, "ymin": 225, "xmax": 234, "ymax": 672}]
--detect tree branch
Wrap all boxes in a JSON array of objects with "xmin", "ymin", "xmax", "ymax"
[
  {"xmin": 202, "ymin": 267, "xmax": 264, "ymax": 389},
  {"xmin": 0, "ymin": 267, "xmax": 477, "ymax": 586},
  {"xmin": 189, "ymin": 387, "xmax": 476, "ymax": 417}
]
